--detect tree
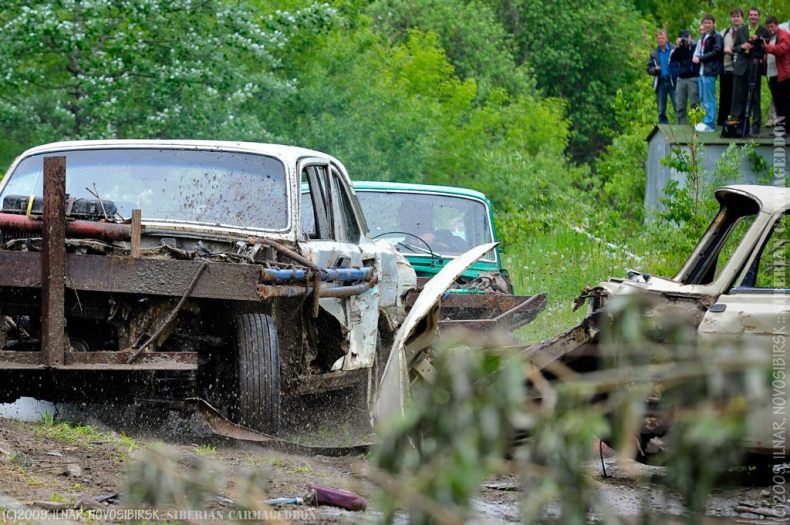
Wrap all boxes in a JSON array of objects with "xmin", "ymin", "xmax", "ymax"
[
  {"xmin": 495, "ymin": 0, "xmax": 650, "ymax": 161},
  {"xmin": 0, "ymin": 0, "xmax": 335, "ymax": 146},
  {"xmin": 367, "ymin": 0, "xmax": 534, "ymax": 98}
]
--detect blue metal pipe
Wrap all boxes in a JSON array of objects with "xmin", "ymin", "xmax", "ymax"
[{"xmin": 260, "ymin": 267, "xmax": 373, "ymax": 283}]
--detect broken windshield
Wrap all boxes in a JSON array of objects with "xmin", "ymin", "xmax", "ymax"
[
  {"xmin": 356, "ymin": 190, "xmax": 495, "ymax": 260},
  {"xmin": 0, "ymin": 149, "xmax": 289, "ymax": 231},
  {"xmin": 676, "ymin": 191, "xmax": 761, "ymax": 285}
]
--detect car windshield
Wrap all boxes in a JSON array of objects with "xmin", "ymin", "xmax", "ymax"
[
  {"xmin": 0, "ymin": 148, "xmax": 289, "ymax": 230},
  {"xmin": 676, "ymin": 192, "xmax": 761, "ymax": 285},
  {"xmin": 356, "ymin": 190, "xmax": 495, "ymax": 260}
]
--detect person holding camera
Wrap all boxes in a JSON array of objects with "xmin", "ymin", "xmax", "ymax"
[
  {"xmin": 693, "ymin": 15, "xmax": 723, "ymax": 132},
  {"xmin": 671, "ymin": 30, "xmax": 700, "ymax": 125},
  {"xmin": 765, "ymin": 16, "xmax": 790, "ymax": 127},
  {"xmin": 731, "ymin": 7, "xmax": 768, "ymax": 135},
  {"xmin": 647, "ymin": 29, "xmax": 677, "ymax": 124}
]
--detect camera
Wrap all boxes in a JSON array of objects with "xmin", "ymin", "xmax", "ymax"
[
  {"xmin": 680, "ymin": 37, "xmax": 690, "ymax": 47},
  {"xmin": 748, "ymin": 27, "xmax": 771, "ymax": 59}
]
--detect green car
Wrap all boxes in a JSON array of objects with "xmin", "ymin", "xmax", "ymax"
[
  {"xmin": 352, "ymin": 181, "xmax": 545, "ymax": 332},
  {"xmin": 352, "ymin": 181, "xmax": 507, "ymax": 289}
]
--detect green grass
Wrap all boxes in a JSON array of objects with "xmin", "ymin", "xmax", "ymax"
[
  {"xmin": 35, "ymin": 416, "xmax": 137, "ymax": 456},
  {"xmin": 507, "ymin": 225, "xmax": 687, "ymax": 343},
  {"xmin": 194, "ymin": 444, "xmax": 216, "ymax": 456}
]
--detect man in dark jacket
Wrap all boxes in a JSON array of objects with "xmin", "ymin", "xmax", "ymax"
[
  {"xmin": 693, "ymin": 14, "xmax": 724, "ymax": 131},
  {"xmin": 647, "ymin": 29, "xmax": 676, "ymax": 124},
  {"xmin": 731, "ymin": 7, "xmax": 768, "ymax": 134},
  {"xmin": 671, "ymin": 30, "xmax": 700, "ymax": 125},
  {"xmin": 719, "ymin": 9, "xmax": 744, "ymax": 126}
]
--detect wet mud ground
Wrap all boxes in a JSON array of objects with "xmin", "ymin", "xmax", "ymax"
[{"xmin": 0, "ymin": 401, "xmax": 787, "ymax": 524}]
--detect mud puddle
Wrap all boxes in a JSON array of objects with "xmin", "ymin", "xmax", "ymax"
[{"xmin": 0, "ymin": 402, "xmax": 786, "ymax": 524}]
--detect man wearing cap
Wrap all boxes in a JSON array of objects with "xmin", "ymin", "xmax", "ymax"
[{"xmin": 671, "ymin": 29, "xmax": 700, "ymax": 125}]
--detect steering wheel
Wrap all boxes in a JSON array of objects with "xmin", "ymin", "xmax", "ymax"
[
  {"xmin": 432, "ymin": 229, "xmax": 467, "ymax": 252},
  {"xmin": 372, "ymin": 231, "xmax": 439, "ymax": 261}
]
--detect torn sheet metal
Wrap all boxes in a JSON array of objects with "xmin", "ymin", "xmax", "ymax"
[
  {"xmin": 194, "ymin": 398, "xmax": 372, "ymax": 456},
  {"xmin": 371, "ymin": 242, "xmax": 498, "ymax": 429}
]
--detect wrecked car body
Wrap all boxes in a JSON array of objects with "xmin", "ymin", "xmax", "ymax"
[
  {"xmin": 527, "ymin": 185, "xmax": 789, "ymax": 454},
  {"xmin": 0, "ymin": 140, "xmax": 416, "ymax": 435},
  {"xmin": 351, "ymin": 181, "xmax": 545, "ymax": 333}
]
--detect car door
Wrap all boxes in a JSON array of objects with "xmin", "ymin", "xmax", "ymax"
[
  {"xmin": 698, "ymin": 210, "xmax": 789, "ymax": 454},
  {"xmin": 299, "ymin": 159, "xmax": 378, "ymax": 371}
]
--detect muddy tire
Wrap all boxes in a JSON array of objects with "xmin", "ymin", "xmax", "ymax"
[{"xmin": 233, "ymin": 312, "xmax": 281, "ymax": 435}]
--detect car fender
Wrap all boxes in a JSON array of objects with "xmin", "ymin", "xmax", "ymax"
[{"xmin": 371, "ymin": 242, "xmax": 498, "ymax": 428}]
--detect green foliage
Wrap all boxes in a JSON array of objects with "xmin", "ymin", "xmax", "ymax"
[
  {"xmin": 496, "ymin": 0, "xmax": 651, "ymax": 160},
  {"xmin": 0, "ymin": 0, "xmax": 335, "ymax": 144},
  {"xmin": 373, "ymin": 340, "xmax": 524, "ymax": 524},
  {"xmin": 657, "ymin": 136, "xmax": 753, "ymax": 255},
  {"xmin": 264, "ymin": 21, "xmax": 571, "ymax": 198},
  {"xmin": 375, "ymin": 296, "xmax": 756, "ymax": 523},
  {"xmin": 368, "ymin": 0, "xmax": 534, "ymax": 98}
]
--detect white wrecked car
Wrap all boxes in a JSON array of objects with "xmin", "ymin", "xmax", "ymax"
[
  {"xmin": 0, "ymin": 140, "xmax": 416, "ymax": 435},
  {"xmin": 528, "ymin": 185, "xmax": 789, "ymax": 455}
]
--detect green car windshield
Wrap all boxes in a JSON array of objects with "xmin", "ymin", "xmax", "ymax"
[{"xmin": 355, "ymin": 190, "xmax": 495, "ymax": 261}]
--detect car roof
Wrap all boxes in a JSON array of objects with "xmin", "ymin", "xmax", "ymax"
[
  {"xmin": 718, "ymin": 185, "xmax": 790, "ymax": 214},
  {"xmin": 17, "ymin": 140, "xmax": 343, "ymax": 168},
  {"xmin": 352, "ymin": 180, "xmax": 489, "ymax": 202}
]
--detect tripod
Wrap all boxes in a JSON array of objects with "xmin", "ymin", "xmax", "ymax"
[{"xmin": 741, "ymin": 56, "xmax": 761, "ymax": 137}]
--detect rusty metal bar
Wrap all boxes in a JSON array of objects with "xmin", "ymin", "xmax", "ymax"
[
  {"xmin": 253, "ymin": 239, "xmax": 325, "ymax": 317},
  {"xmin": 41, "ymin": 156, "xmax": 66, "ymax": 366},
  {"xmin": 257, "ymin": 281, "xmax": 374, "ymax": 300},
  {"xmin": 0, "ymin": 252, "xmax": 262, "ymax": 301},
  {"xmin": 0, "ymin": 212, "xmax": 132, "ymax": 241},
  {"xmin": 293, "ymin": 368, "xmax": 368, "ymax": 395},
  {"xmin": 127, "ymin": 261, "xmax": 208, "ymax": 363},
  {"xmin": 130, "ymin": 209, "xmax": 142, "ymax": 258}
]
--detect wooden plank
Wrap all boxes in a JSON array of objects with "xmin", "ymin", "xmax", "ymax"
[
  {"xmin": 41, "ymin": 156, "xmax": 66, "ymax": 366},
  {"xmin": 130, "ymin": 209, "xmax": 142, "ymax": 258}
]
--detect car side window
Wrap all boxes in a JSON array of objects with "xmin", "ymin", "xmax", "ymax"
[
  {"xmin": 329, "ymin": 169, "xmax": 360, "ymax": 243},
  {"xmin": 300, "ymin": 165, "xmax": 331, "ymax": 240},
  {"xmin": 739, "ymin": 212, "xmax": 789, "ymax": 290}
]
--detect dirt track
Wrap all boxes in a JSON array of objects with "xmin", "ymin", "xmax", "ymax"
[{"xmin": 0, "ymin": 403, "xmax": 787, "ymax": 524}]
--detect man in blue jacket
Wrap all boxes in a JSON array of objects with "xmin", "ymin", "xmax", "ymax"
[
  {"xmin": 671, "ymin": 30, "xmax": 700, "ymax": 125},
  {"xmin": 647, "ymin": 29, "xmax": 676, "ymax": 124},
  {"xmin": 692, "ymin": 14, "xmax": 724, "ymax": 132}
]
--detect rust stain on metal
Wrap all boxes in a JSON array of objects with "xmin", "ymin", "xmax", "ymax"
[
  {"xmin": 404, "ymin": 291, "xmax": 547, "ymax": 332},
  {"xmin": 130, "ymin": 209, "xmax": 142, "ymax": 258},
  {"xmin": 41, "ymin": 156, "xmax": 66, "ymax": 366},
  {"xmin": 193, "ymin": 398, "xmax": 373, "ymax": 455},
  {"xmin": 0, "ymin": 252, "xmax": 261, "ymax": 301},
  {"xmin": 0, "ymin": 213, "xmax": 132, "ymax": 241}
]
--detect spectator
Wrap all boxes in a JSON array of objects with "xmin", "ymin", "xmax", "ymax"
[
  {"xmin": 766, "ymin": 18, "xmax": 789, "ymax": 126},
  {"xmin": 732, "ymin": 7, "xmax": 767, "ymax": 135},
  {"xmin": 671, "ymin": 30, "xmax": 700, "ymax": 125},
  {"xmin": 647, "ymin": 29, "xmax": 677, "ymax": 124},
  {"xmin": 718, "ymin": 9, "xmax": 743, "ymax": 126},
  {"xmin": 693, "ymin": 15, "xmax": 723, "ymax": 132},
  {"xmin": 765, "ymin": 16, "xmax": 790, "ymax": 127}
]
